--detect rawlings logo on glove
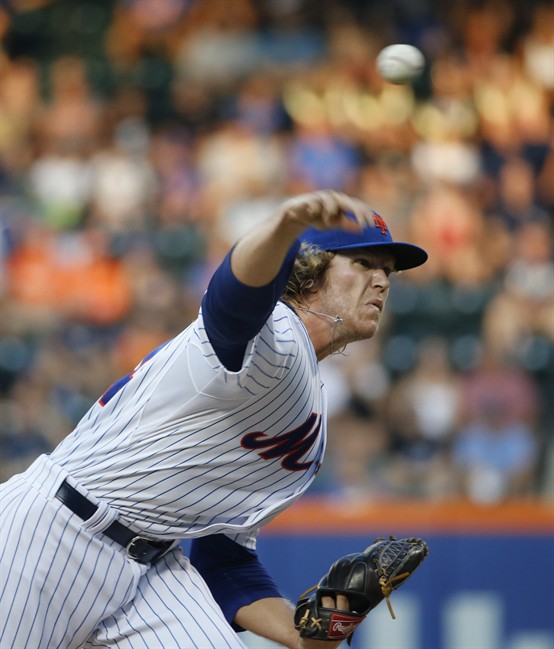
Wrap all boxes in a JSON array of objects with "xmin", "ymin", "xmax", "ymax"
[
  {"xmin": 328, "ymin": 615, "xmax": 362, "ymax": 639},
  {"xmin": 294, "ymin": 536, "xmax": 429, "ymax": 643}
]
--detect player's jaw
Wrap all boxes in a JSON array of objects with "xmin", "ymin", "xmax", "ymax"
[
  {"xmin": 322, "ymin": 252, "xmax": 391, "ymax": 342},
  {"xmin": 349, "ymin": 296, "xmax": 385, "ymax": 340}
]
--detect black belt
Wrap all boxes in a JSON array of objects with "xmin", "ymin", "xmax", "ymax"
[{"xmin": 55, "ymin": 480, "xmax": 174, "ymax": 565}]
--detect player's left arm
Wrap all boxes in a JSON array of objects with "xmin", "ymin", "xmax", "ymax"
[
  {"xmin": 189, "ymin": 534, "xmax": 281, "ymax": 629},
  {"xmin": 235, "ymin": 596, "xmax": 344, "ymax": 649},
  {"xmin": 189, "ymin": 535, "xmax": 342, "ymax": 649}
]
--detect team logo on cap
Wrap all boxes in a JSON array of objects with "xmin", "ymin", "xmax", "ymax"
[{"xmin": 372, "ymin": 211, "xmax": 388, "ymax": 235}]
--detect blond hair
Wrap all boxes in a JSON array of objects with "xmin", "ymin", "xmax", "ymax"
[{"xmin": 282, "ymin": 243, "xmax": 335, "ymax": 306}]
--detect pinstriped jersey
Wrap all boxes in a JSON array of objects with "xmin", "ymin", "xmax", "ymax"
[{"xmin": 50, "ymin": 301, "xmax": 326, "ymax": 549}]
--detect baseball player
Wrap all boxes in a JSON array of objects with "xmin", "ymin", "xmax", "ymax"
[{"xmin": 0, "ymin": 190, "xmax": 427, "ymax": 649}]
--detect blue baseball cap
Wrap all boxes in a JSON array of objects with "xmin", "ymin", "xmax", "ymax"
[{"xmin": 298, "ymin": 211, "xmax": 428, "ymax": 271}]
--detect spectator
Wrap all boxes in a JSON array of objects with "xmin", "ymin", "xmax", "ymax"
[
  {"xmin": 453, "ymin": 347, "xmax": 542, "ymax": 502},
  {"xmin": 482, "ymin": 219, "xmax": 554, "ymax": 360},
  {"xmin": 383, "ymin": 338, "xmax": 461, "ymax": 499},
  {"xmin": 0, "ymin": 0, "xmax": 551, "ymax": 502},
  {"xmin": 313, "ymin": 399, "xmax": 391, "ymax": 502}
]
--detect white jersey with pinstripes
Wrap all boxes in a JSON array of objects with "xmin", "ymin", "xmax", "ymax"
[{"xmin": 50, "ymin": 301, "xmax": 327, "ymax": 549}]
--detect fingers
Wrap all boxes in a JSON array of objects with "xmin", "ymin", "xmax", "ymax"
[
  {"xmin": 316, "ymin": 190, "xmax": 373, "ymax": 231},
  {"xmin": 321, "ymin": 595, "xmax": 334, "ymax": 608},
  {"xmin": 336, "ymin": 594, "xmax": 350, "ymax": 610},
  {"xmin": 283, "ymin": 190, "xmax": 374, "ymax": 232},
  {"xmin": 349, "ymin": 195, "xmax": 377, "ymax": 229},
  {"xmin": 320, "ymin": 593, "xmax": 350, "ymax": 610}
]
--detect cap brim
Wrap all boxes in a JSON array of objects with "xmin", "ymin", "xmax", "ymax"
[
  {"xmin": 298, "ymin": 225, "xmax": 428, "ymax": 271},
  {"xmin": 331, "ymin": 241, "xmax": 428, "ymax": 271}
]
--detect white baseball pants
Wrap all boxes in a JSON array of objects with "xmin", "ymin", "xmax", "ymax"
[{"xmin": 0, "ymin": 455, "xmax": 247, "ymax": 649}]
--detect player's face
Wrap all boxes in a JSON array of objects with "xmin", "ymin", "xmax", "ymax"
[{"xmin": 317, "ymin": 249, "xmax": 394, "ymax": 342}]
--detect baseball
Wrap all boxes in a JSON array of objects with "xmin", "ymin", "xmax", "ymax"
[{"xmin": 376, "ymin": 44, "xmax": 425, "ymax": 84}]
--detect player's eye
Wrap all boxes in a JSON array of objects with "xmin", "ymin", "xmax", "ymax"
[
  {"xmin": 355, "ymin": 258, "xmax": 372, "ymax": 268},
  {"xmin": 354, "ymin": 258, "xmax": 394, "ymax": 276}
]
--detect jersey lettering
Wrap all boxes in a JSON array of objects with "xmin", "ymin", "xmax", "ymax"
[{"xmin": 241, "ymin": 412, "xmax": 321, "ymax": 471}]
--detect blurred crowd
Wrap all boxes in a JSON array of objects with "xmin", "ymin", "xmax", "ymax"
[{"xmin": 1, "ymin": 0, "xmax": 553, "ymax": 503}]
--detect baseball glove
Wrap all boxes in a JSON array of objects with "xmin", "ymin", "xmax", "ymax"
[{"xmin": 294, "ymin": 536, "xmax": 429, "ymax": 643}]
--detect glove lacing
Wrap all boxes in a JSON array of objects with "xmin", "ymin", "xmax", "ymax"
[{"xmin": 378, "ymin": 571, "xmax": 409, "ymax": 619}]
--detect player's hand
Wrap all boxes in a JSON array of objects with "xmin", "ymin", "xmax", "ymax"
[
  {"xmin": 279, "ymin": 190, "xmax": 375, "ymax": 234},
  {"xmin": 321, "ymin": 593, "xmax": 349, "ymax": 610},
  {"xmin": 297, "ymin": 593, "xmax": 349, "ymax": 649},
  {"xmin": 294, "ymin": 537, "xmax": 429, "ymax": 647},
  {"xmin": 230, "ymin": 189, "xmax": 374, "ymax": 288}
]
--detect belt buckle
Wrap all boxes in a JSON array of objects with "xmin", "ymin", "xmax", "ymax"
[
  {"xmin": 126, "ymin": 535, "xmax": 170, "ymax": 564},
  {"xmin": 126, "ymin": 535, "xmax": 150, "ymax": 562}
]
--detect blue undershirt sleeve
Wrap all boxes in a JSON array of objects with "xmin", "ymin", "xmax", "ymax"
[
  {"xmin": 201, "ymin": 240, "xmax": 301, "ymax": 371},
  {"xmin": 189, "ymin": 534, "xmax": 282, "ymax": 632}
]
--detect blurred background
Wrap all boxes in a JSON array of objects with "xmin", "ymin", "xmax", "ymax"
[{"xmin": 0, "ymin": 0, "xmax": 553, "ymax": 647}]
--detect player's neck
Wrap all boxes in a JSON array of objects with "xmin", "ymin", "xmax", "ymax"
[{"xmin": 293, "ymin": 303, "xmax": 345, "ymax": 361}]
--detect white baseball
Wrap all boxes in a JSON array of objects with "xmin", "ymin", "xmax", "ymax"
[{"xmin": 376, "ymin": 44, "xmax": 425, "ymax": 84}]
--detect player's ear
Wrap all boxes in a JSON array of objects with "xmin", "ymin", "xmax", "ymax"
[{"xmin": 299, "ymin": 278, "xmax": 321, "ymax": 296}]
